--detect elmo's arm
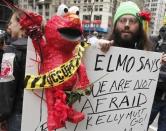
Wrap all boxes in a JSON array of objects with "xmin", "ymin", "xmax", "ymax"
[{"xmin": 19, "ymin": 11, "xmax": 46, "ymax": 53}]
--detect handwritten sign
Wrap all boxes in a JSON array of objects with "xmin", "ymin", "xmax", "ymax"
[{"xmin": 21, "ymin": 41, "xmax": 161, "ymax": 131}]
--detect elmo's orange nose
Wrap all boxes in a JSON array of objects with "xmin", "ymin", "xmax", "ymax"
[{"xmin": 64, "ymin": 13, "xmax": 81, "ymax": 25}]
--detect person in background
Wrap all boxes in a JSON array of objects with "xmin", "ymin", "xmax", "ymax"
[
  {"xmin": 0, "ymin": 30, "xmax": 8, "ymax": 131},
  {"xmin": 98, "ymin": 33, "xmax": 104, "ymax": 39},
  {"xmin": 0, "ymin": 28, "xmax": 20, "ymax": 131},
  {"xmin": 148, "ymin": 25, "xmax": 166, "ymax": 131},
  {"xmin": 88, "ymin": 31, "xmax": 99, "ymax": 46},
  {"xmin": 6, "ymin": 10, "xmax": 27, "ymax": 131}
]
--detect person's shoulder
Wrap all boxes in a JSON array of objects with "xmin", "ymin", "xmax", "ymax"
[
  {"xmin": 3, "ymin": 45, "xmax": 16, "ymax": 53},
  {"xmin": 10, "ymin": 38, "xmax": 27, "ymax": 52},
  {"xmin": 11, "ymin": 38, "xmax": 27, "ymax": 46}
]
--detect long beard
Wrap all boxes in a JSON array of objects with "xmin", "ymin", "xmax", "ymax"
[{"xmin": 114, "ymin": 28, "xmax": 139, "ymax": 49}]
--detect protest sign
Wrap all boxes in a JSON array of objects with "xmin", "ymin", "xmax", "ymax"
[{"xmin": 21, "ymin": 42, "xmax": 161, "ymax": 131}]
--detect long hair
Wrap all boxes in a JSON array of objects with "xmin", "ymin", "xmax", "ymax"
[
  {"xmin": 107, "ymin": 22, "xmax": 152, "ymax": 51},
  {"xmin": 12, "ymin": 9, "xmax": 25, "ymax": 22}
]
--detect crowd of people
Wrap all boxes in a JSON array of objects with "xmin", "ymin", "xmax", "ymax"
[{"xmin": 0, "ymin": 1, "xmax": 166, "ymax": 131}]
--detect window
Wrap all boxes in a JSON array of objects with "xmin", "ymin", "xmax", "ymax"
[
  {"xmin": 94, "ymin": 15, "xmax": 102, "ymax": 20},
  {"xmin": 94, "ymin": 24, "xmax": 100, "ymax": 28},
  {"xmin": 24, "ymin": 5, "xmax": 27, "ymax": 9},
  {"xmin": 38, "ymin": 5, "xmax": 42, "ymax": 9},
  {"xmin": 55, "ymin": 7, "xmax": 58, "ymax": 12},
  {"xmin": 46, "ymin": 12, "xmax": 49, "ymax": 16},
  {"xmin": 83, "ymin": 6, "xmax": 87, "ymax": 11},
  {"xmin": 84, "ymin": 0, "xmax": 87, "ymax": 2},
  {"xmin": 75, "ymin": 0, "xmax": 81, "ymax": 3},
  {"xmin": 83, "ymin": 15, "xmax": 91, "ymax": 20},
  {"xmin": 99, "ymin": 5, "xmax": 103, "ymax": 11},
  {"xmin": 109, "ymin": 6, "xmax": 112, "ymax": 12},
  {"xmin": 45, "ymin": 4, "xmax": 49, "ymax": 9},
  {"xmin": 87, "ymin": 5, "xmax": 92, "ymax": 11},
  {"xmin": 94, "ymin": 5, "xmax": 98, "ymax": 11}
]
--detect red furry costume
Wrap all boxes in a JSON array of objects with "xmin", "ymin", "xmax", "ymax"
[{"xmin": 19, "ymin": 5, "xmax": 90, "ymax": 131}]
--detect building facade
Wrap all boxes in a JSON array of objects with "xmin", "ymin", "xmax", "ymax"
[
  {"xmin": 18, "ymin": 0, "xmax": 124, "ymax": 34},
  {"xmin": 144, "ymin": 0, "xmax": 166, "ymax": 35},
  {"xmin": 71, "ymin": 0, "xmax": 115, "ymax": 33}
]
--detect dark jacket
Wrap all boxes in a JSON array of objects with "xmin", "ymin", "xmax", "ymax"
[
  {"xmin": 0, "ymin": 46, "xmax": 19, "ymax": 121},
  {"xmin": 10, "ymin": 38, "xmax": 27, "ymax": 113},
  {"xmin": 150, "ymin": 35, "xmax": 166, "ymax": 100}
]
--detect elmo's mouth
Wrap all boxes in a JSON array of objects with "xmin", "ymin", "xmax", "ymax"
[{"xmin": 58, "ymin": 28, "xmax": 82, "ymax": 41}]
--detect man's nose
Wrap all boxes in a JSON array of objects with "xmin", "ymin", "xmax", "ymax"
[
  {"xmin": 125, "ymin": 19, "xmax": 129, "ymax": 26},
  {"xmin": 124, "ymin": 19, "xmax": 130, "ymax": 30}
]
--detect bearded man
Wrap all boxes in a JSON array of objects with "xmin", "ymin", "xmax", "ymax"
[{"xmin": 99, "ymin": 1, "xmax": 152, "ymax": 52}]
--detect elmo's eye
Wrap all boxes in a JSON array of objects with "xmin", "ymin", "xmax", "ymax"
[
  {"xmin": 76, "ymin": 11, "xmax": 79, "ymax": 15},
  {"xmin": 64, "ymin": 8, "xmax": 68, "ymax": 13},
  {"xmin": 57, "ymin": 4, "xmax": 68, "ymax": 16},
  {"xmin": 69, "ymin": 6, "xmax": 79, "ymax": 16}
]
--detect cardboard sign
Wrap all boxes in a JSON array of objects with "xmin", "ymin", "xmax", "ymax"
[{"xmin": 21, "ymin": 41, "xmax": 161, "ymax": 131}]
